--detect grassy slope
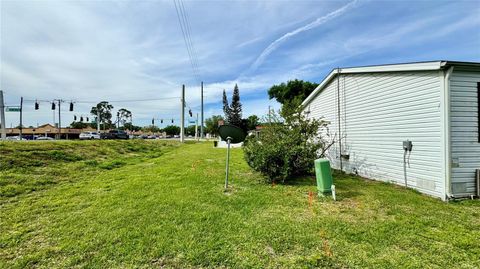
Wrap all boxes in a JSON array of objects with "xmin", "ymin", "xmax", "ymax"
[
  {"xmin": 1, "ymin": 141, "xmax": 479, "ymax": 268},
  {"xmin": 0, "ymin": 140, "xmax": 178, "ymax": 198}
]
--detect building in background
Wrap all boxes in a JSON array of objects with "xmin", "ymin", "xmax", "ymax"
[{"xmin": 6, "ymin": 124, "xmax": 97, "ymax": 139}]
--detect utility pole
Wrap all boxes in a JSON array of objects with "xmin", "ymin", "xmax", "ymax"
[
  {"xmin": 268, "ymin": 105, "xmax": 271, "ymax": 124},
  {"xmin": 195, "ymin": 112, "xmax": 198, "ymax": 141},
  {"xmin": 97, "ymin": 110, "xmax": 100, "ymax": 133},
  {"xmin": 19, "ymin": 97, "xmax": 23, "ymax": 140},
  {"xmin": 58, "ymin": 99, "xmax": 61, "ymax": 140},
  {"xmin": 180, "ymin": 84, "xmax": 185, "ymax": 143},
  {"xmin": 201, "ymin": 81, "xmax": 204, "ymax": 139},
  {"xmin": 0, "ymin": 91, "xmax": 6, "ymax": 140}
]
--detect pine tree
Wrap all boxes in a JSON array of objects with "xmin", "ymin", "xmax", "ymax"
[
  {"xmin": 222, "ymin": 89, "xmax": 230, "ymax": 123},
  {"xmin": 229, "ymin": 84, "xmax": 242, "ymax": 127}
]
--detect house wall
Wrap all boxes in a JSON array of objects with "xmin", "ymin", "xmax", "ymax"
[
  {"xmin": 305, "ymin": 70, "xmax": 445, "ymax": 198},
  {"xmin": 450, "ymin": 68, "xmax": 480, "ymax": 197}
]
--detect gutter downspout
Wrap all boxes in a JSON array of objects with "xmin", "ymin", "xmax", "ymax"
[
  {"xmin": 337, "ymin": 68, "xmax": 343, "ymax": 172},
  {"xmin": 444, "ymin": 66, "xmax": 454, "ymax": 200}
]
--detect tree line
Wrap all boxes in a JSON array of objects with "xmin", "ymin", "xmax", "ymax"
[{"xmin": 68, "ymin": 78, "xmax": 314, "ymax": 136}]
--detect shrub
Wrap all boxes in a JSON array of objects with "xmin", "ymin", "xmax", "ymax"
[{"xmin": 243, "ymin": 111, "xmax": 331, "ymax": 183}]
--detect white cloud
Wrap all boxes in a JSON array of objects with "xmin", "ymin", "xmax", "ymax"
[{"xmin": 247, "ymin": 0, "xmax": 358, "ymax": 72}]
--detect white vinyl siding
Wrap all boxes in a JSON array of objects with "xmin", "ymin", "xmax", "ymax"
[
  {"xmin": 450, "ymin": 69, "xmax": 480, "ymax": 196},
  {"xmin": 305, "ymin": 71, "xmax": 444, "ymax": 198},
  {"xmin": 305, "ymin": 76, "xmax": 339, "ymax": 168}
]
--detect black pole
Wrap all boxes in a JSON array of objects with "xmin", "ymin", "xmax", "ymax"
[
  {"xmin": 19, "ymin": 97, "xmax": 23, "ymax": 140},
  {"xmin": 58, "ymin": 100, "xmax": 61, "ymax": 139}
]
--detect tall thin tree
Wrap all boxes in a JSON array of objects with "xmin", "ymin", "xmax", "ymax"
[
  {"xmin": 229, "ymin": 84, "xmax": 242, "ymax": 126},
  {"xmin": 222, "ymin": 89, "xmax": 230, "ymax": 123}
]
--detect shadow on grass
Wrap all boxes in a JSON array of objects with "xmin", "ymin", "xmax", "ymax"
[{"xmin": 281, "ymin": 175, "xmax": 317, "ymax": 187}]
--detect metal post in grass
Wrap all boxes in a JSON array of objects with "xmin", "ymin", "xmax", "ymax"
[
  {"xmin": 218, "ymin": 125, "xmax": 246, "ymax": 191},
  {"xmin": 224, "ymin": 136, "xmax": 231, "ymax": 189}
]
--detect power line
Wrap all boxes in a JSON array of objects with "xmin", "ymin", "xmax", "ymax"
[
  {"xmin": 173, "ymin": 0, "xmax": 194, "ymax": 72},
  {"xmin": 179, "ymin": 0, "xmax": 200, "ymax": 81},
  {"xmin": 179, "ymin": 0, "xmax": 200, "ymax": 73},
  {"xmin": 173, "ymin": 0, "xmax": 201, "ymax": 83},
  {"xmin": 75, "ymin": 97, "xmax": 181, "ymax": 103},
  {"xmin": 23, "ymin": 97, "xmax": 180, "ymax": 104}
]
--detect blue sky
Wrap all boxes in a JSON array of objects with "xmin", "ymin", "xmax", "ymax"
[{"xmin": 1, "ymin": 0, "xmax": 479, "ymax": 128}]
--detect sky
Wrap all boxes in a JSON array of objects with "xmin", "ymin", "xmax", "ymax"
[{"xmin": 1, "ymin": 0, "xmax": 479, "ymax": 128}]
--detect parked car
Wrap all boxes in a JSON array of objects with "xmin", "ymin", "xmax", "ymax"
[
  {"xmin": 101, "ymin": 130, "xmax": 129, "ymax": 140},
  {"xmin": 36, "ymin": 136, "xmax": 54, "ymax": 141},
  {"xmin": 79, "ymin": 131, "xmax": 101, "ymax": 140}
]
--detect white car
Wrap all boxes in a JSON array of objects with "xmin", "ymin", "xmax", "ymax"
[
  {"xmin": 36, "ymin": 136, "xmax": 54, "ymax": 141},
  {"xmin": 79, "ymin": 132, "xmax": 101, "ymax": 140}
]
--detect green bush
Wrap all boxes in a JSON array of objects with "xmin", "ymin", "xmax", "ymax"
[{"xmin": 243, "ymin": 112, "xmax": 330, "ymax": 183}]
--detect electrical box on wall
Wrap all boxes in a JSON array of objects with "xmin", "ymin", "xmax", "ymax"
[{"xmin": 403, "ymin": 140, "xmax": 413, "ymax": 151}]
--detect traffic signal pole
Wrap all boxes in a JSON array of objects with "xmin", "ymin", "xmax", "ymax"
[
  {"xmin": 19, "ymin": 97, "xmax": 23, "ymax": 140},
  {"xmin": 58, "ymin": 100, "xmax": 61, "ymax": 139},
  {"xmin": 0, "ymin": 91, "xmax": 6, "ymax": 140}
]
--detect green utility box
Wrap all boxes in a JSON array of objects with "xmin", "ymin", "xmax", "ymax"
[{"xmin": 314, "ymin": 159, "xmax": 333, "ymax": 196}]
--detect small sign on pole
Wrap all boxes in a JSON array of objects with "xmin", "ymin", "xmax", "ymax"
[{"xmin": 6, "ymin": 106, "xmax": 21, "ymax": 112}]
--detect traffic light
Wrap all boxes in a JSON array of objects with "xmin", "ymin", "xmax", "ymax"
[
  {"xmin": 51, "ymin": 102, "xmax": 56, "ymax": 110},
  {"xmin": 35, "ymin": 102, "xmax": 39, "ymax": 110},
  {"xmin": 74, "ymin": 115, "xmax": 77, "ymax": 121},
  {"xmin": 69, "ymin": 102, "xmax": 74, "ymax": 111},
  {"xmin": 161, "ymin": 119, "xmax": 163, "ymax": 124},
  {"xmin": 80, "ymin": 116, "xmax": 84, "ymax": 122},
  {"xmin": 189, "ymin": 109, "xmax": 192, "ymax": 117},
  {"xmin": 152, "ymin": 118, "xmax": 154, "ymax": 125},
  {"xmin": 171, "ymin": 119, "xmax": 174, "ymax": 123},
  {"xmin": 86, "ymin": 117, "xmax": 89, "ymax": 122}
]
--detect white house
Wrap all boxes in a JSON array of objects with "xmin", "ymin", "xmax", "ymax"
[{"xmin": 301, "ymin": 61, "xmax": 480, "ymax": 200}]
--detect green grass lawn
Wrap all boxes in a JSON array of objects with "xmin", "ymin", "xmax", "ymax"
[{"xmin": 1, "ymin": 141, "xmax": 479, "ymax": 268}]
